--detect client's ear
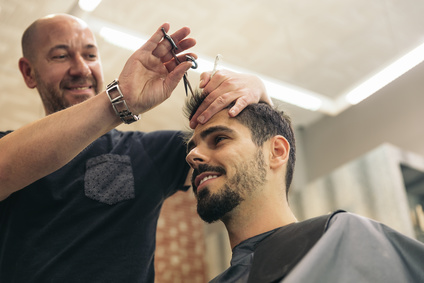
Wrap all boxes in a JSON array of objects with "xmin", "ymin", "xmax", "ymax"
[{"xmin": 269, "ymin": 135, "xmax": 290, "ymax": 169}]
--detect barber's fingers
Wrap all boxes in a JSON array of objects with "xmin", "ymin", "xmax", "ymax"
[
  {"xmin": 151, "ymin": 26, "xmax": 196, "ymax": 61},
  {"xmin": 160, "ymin": 37, "xmax": 196, "ymax": 62},
  {"xmin": 189, "ymin": 71, "xmax": 230, "ymax": 127},
  {"xmin": 199, "ymin": 71, "xmax": 212, "ymax": 88},
  {"xmin": 189, "ymin": 83, "xmax": 248, "ymax": 129},
  {"xmin": 141, "ymin": 23, "xmax": 171, "ymax": 53},
  {"xmin": 164, "ymin": 53, "xmax": 198, "ymax": 72},
  {"xmin": 159, "ymin": 37, "xmax": 196, "ymax": 65},
  {"xmin": 163, "ymin": 61, "xmax": 194, "ymax": 95},
  {"xmin": 134, "ymin": 24, "xmax": 195, "ymax": 65}
]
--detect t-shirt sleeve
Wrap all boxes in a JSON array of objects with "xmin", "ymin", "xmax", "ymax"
[
  {"xmin": 0, "ymin": 131, "xmax": 13, "ymax": 205},
  {"xmin": 139, "ymin": 130, "xmax": 190, "ymax": 197}
]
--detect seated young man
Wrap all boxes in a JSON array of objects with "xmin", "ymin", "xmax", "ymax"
[{"xmin": 184, "ymin": 90, "xmax": 424, "ymax": 283}]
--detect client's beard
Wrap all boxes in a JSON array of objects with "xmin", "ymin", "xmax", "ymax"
[{"xmin": 195, "ymin": 149, "xmax": 267, "ymax": 223}]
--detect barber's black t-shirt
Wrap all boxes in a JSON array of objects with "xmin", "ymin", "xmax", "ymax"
[{"xmin": 0, "ymin": 129, "xmax": 189, "ymax": 282}]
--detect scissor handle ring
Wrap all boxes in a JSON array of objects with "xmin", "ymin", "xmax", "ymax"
[{"xmin": 185, "ymin": 55, "xmax": 198, "ymax": 69}]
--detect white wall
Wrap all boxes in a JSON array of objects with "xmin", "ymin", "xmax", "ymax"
[{"xmin": 299, "ymin": 60, "xmax": 424, "ymax": 182}]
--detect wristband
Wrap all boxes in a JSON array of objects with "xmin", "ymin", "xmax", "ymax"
[{"xmin": 106, "ymin": 79, "xmax": 140, "ymax": 124}]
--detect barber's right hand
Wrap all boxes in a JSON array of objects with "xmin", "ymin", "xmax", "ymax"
[{"xmin": 117, "ymin": 23, "xmax": 197, "ymax": 115}]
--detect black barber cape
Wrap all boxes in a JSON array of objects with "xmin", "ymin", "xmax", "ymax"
[{"xmin": 210, "ymin": 211, "xmax": 424, "ymax": 283}]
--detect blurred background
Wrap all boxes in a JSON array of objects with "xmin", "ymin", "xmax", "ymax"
[{"xmin": 1, "ymin": 0, "xmax": 424, "ymax": 282}]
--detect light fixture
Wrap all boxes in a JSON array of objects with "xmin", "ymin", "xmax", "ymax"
[
  {"xmin": 195, "ymin": 58, "xmax": 323, "ymax": 111},
  {"xmin": 262, "ymin": 79, "xmax": 322, "ymax": 111},
  {"xmin": 98, "ymin": 26, "xmax": 324, "ymax": 111},
  {"xmin": 99, "ymin": 26, "xmax": 147, "ymax": 51},
  {"xmin": 78, "ymin": 0, "xmax": 102, "ymax": 12},
  {"xmin": 346, "ymin": 41, "xmax": 424, "ymax": 105},
  {"xmin": 95, "ymin": 18, "xmax": 424, "ymax": 115}
]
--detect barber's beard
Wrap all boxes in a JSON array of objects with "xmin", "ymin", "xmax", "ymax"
[
  {"xmin": 34, "ymin": 72, "xmax": 98, "ymax": 114},
  {"xmin": 196, "ymin": 149, "xmax": 267, "ymax": 223},
  {"xmin": 36, "ymin": 81, "xmax": 68, "ymax": 114}
]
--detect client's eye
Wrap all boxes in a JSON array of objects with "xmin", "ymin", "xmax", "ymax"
[{"xmin": 215, "ymin": 136, "xmax": 227, "ymax": 144}]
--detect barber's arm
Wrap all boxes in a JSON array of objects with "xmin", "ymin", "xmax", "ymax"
[
  {"xmin": 0, "ymin": 23, "xmax": 195, "ymax": 201},
  {"xmin": 189, "ymin": 69, "xmax": 272, "ymax": 128}
]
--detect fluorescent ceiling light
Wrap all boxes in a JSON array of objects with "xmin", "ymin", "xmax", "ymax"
[
  {"xmin": 100, "ymin": 24, "xmax": 424, "ymax": 113},
  {"xmin": 96, "ymin": 22, "xmax": 424, "ymax": 115},
  {"xmin": 99, "ymin": 26, "xmax": 147, "ymax": 51},
  {"xmin": 78, "ymin": 0, "xmax": 102, "ymax": 12},
  {"xmin": 263, "ymin": 80, "xmax": 322, "ymax": 111},
  {"xmin": 100, "ymin": 27, "xmax": 323, "ymax": 111},
  {"xmin": 195, "ymin": 58, "xmax": 323, "ymax": 111},
  {"xmin": 97, "ymin": 26, "xmax": 332, "ymax": 112},
  {"xmin": 98, "ymin": 26, "xmax": 323, "ymax": 111},
  {"xmin": 346, "ymin": 41, "xmax": 424, "ymax": 105}
]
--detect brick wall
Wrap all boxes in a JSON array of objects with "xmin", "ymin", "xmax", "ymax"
[{"xmin": 155, "ymin": 190, "xmax": 208, "ymax": 283}]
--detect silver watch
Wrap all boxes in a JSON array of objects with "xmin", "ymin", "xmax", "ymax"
[{"xmin": 106, "ymin": 79, "xmax": 140, "ymax": 124}]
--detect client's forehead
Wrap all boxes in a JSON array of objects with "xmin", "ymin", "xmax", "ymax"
[
  {"xmin": 193, "ymin": 110, "xmax": 239, "ymax": 135},
  {"xmin": 187, "ymin": 110, "xmax": 251, "ymax": 151}
]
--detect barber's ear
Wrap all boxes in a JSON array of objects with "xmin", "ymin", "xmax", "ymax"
[
  {"xmin": 269, "ymin": 135, "xmax": 290, "ymax": 169},
  {"xmin": 19, "ymin": 58, "xmax": 37, "ymax": 89}
]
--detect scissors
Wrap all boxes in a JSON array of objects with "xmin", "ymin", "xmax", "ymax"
[{"xmin": 161, "ymin": 28, "xmax": 198, "ymax": 96}]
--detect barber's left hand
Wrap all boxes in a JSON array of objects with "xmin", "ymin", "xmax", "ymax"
[{"xmin": 189, "ymin": 69, "xmax": 272, "ymax": 129}]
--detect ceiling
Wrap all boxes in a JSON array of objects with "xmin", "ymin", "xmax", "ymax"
[{"xmin": 1, "ymin": 0, "xmax": 424, "ymax": 132}]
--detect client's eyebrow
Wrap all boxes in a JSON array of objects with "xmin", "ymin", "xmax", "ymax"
[{"xmin": 186, "ymin": 126, "xmax": 234, "ymax": 153}]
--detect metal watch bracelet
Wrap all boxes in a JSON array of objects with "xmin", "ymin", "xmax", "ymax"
[{"xmin": 106, "ymin": 79, "xmax": 140, "ymax": 124}]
